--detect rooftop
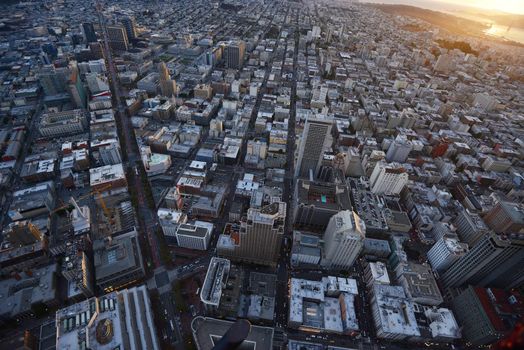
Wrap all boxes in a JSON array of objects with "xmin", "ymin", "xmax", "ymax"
[
  {"xmin": 89, "ymin": 163, "xmax": 125, "ymax": 187},
  {"xmin": 0, "ymin": 263, "xmax": 57, "ymax": 318},
  {"xmin": 368, "ymin": 262, "xmax": 391, "ymax": 285},
  {"xmin": 93, "ymin": 229, "xmax": 144, "ymax": 284},
  {"xmin": 200, "ymin": 257, "xmax": 231, "ymax": 306},
  {"xmin": 177, "ymin": 221, "xmax": 213, "ymax": 238},
  {"xmin": 424, "ymin": 308, "xmax": 461, "ymax": 340},
  {"xmin": 56, "ymin": 285, "xmax": 158, "ymax": 350},
  {"xmin": 371, "ymin": 284, "xmax": 420, "ymax": 338}
]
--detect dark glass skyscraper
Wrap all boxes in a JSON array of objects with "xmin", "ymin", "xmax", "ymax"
[{"xmin": 82, "ymin": 22, "xmax": 98, "ymax": 43}]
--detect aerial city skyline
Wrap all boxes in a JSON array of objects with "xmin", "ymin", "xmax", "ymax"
[{"xmin": 0, "ymin": 0, "xmax": 523, "ymax": 350}]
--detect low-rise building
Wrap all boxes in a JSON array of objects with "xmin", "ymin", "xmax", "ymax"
[
  {"xmin": 89, "ymin": 163, "xmax": 127, "ymax": 192},
  {"xmin": 288, "ymin": 277, "xmax": 359, "ymax": 334},
  {"xmin": 424, "ymin": 307, "xmax": 461, "ymax": 342},
  {"xmin": 55, "ymin": 285, "xmax": 160, "ymax": 350},
  {"xmin": 291, "ymin": 231, "xmax": 321, "ymax": 266},
  {"xmin": 158, "ymin": 208, "xmax": 187, "ymax": 244},
  {"xmin": 0, "ymin": 264, "xmax": 58, "ymax": 322},
  {"xmin": 395, "ymin": 262, "xmax": 443, "ymax": 306},
  {"xmin": 200, "ymin": 257, "xmax": 231, "ymax": 309},
  {"xmin": 8, "ymin": 181, "xmax": 55, "ymax": 221},
  {"xmin": 176, "ymin": 221, "xmax": 213, "ymax": 250},
  {"xmin": 370, "ymin": 283, "xmax": 420, "ymax": 341},
  {"xmin": 364, "ymin": 261, "xmax": 391, "ymax": 288},
  {"xmin": 141, "ymin": 146, "xmax": 172, "ymax": 176}
]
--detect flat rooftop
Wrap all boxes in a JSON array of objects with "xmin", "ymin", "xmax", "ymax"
[
  {"xmin": 89, "ymin": 163, "xmax": 125, "ymax": 187},
  {"xmin": 201, "ymin": 257, "xmax": 231, "ymax": 306},
  {"xmin": 371, "ymin": 284, "xmax": 420, "ymax": 338},
  {"xmin": 177, "ymin": 222, "xmax": 211, "ymax": 238},
  {"xmin": 0, "ymin": 263, "xmax": 57, "ymax": 318}
]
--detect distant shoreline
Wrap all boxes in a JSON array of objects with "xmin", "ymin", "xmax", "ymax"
[{"xmin": 364, "ymin": 2, "xmax": 524, "ymax": 47}]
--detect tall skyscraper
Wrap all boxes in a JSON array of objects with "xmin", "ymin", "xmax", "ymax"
[
  {"xmin": 67, "ymin": 66, "xmax": 87, "ymax": 108},
  {"xmin": 441, "ymin": 233, "xmax": 524, "ymax": 291},
  {"xmin": 296, "ymin": 115, "xmax": 333, "ymax": 178},
  {"xmin": 321, "ymin": 210, "xmax": 365, "ymax": 270},
  {"xmin": 369, "ymin": 161, "xmax": 409, "ymax": 195},
  {"xmin": 427, "ymin": 236, "xmax": 468, "ymax": 273},
  {"xmin": 451, "ymin": 285, "xmax": 524, "ymax": 346},
  {"xmin": 121, "ymin": 17, "xmax": 137, "ymax": 42},
  {"xmin": 454, "ymin": 210, "xmax": 491, "ymax": 247},
  {"xmin": 158, "ymin": 62, "xmax": 177, "ymax": 97},
  {"xmin": 38, "ymin": 65, "xmax": 70, "ymax": 96},
  {"xmin": 99, "ymin": 142, "xmax": 122, "ymax": 166},
  {"xmin": 219, "ymin": 202, "xmax": 286, "ymax": 266},
  {"xmin": 81, "ymin": 22, "xmax": 97, "ymax": 43},
  {"xmin": 386, "ymin": 134, "xmax": 413, "ymax": 163},
  {"xmin": 224, "ymin": 40, "xmax": 246, "ymax": 70},
  {"xmin": 107, "ymin": 25, "xmax": 129, "ymax": 51}
]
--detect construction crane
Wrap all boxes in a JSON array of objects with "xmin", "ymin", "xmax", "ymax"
[
  {"xmin": 27, "ymin": 222, "xmax": 42, "ymax": 241},
  {"xmin": 51, "ymin": 184, "xmax": 114, "ymax": 226},
  {"xmin": 94, "ymin": 187, "xmax": 115, "ymax": 226}
]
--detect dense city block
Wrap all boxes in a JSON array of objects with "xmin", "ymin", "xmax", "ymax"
[{"xmin": 0, "ymin": 1, "xmax": 523, "ymax": 350}]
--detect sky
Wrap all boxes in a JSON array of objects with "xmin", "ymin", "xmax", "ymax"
[
  {"xmin": 440, "ymin": 0, "xmax": 524, "ymax": 14},
  {"xmin": 362, "ymin": 0, "xmax": 524, "ymax": 14}
]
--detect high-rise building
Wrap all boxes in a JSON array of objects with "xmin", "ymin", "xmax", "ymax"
[
  {"xmin": 219, "ymin": 202, "xmax": 286, "ymax": 266},
  {"xmin": 454, "ymin": 210, "xmax": 490, "ymax": 247},
  {"xmin": 121, "ymin": 17, "xmax": 137, "ymax": 42},
  {"xmin": 158, "ymin": 62, "xmax": 177, "ymax": 97},
  {"xmin": 99, "ymin": 141, "xmax": 122, "ymax": 165},
  {"xmin": 369, "ymin": 161, "xmax": 409, "ymax": 195},
  {"xmin": 441, "ymin": 233, "xmax": 524, "ymax": 291},
  {"xmin": 427, "ymin": 236, "xmax": 468, "ymax": 273},
  {"xmin": 386, "ymin": 135, "xmax": 413, "ymax": 163},
  {"xmin": 56, "ymin": 285, "xmax": 160, "ymax": 350},
  {"xmin": 224, "ymin": 40, "xmax": 246, "ymax": 69},
  {"xmin": 107, "ymin": 25, "xmax": 129, "ymax": 51},
  {"xmin": 62, "ymin": 237, "xmax": 94, "ymax": 298},
  {"xmin": 294, "ymin": 178, "xmax": 352, "ymax": 232},
  {"xmin": 86, "ymin": 72, "xmax": 110, "ymax": 94},
  {"xmin": 296, "ymin": 115, "xmax": 333, "ymax": 178},
  {"xmin": 483, "ymin": 201, "xmax": 524, "ymax": 234},
  {"xmin": 67, "ymin": 66, "xmax": 87, "ymax": 108},
  {"xmin": 158, "ymin": 61, "xmax": 169, "ymax": 81},
  {"xmin": 451, "ymin": 285, "xmax": 524, "ymax": 346},
  {"xmin": 321, "ymin": 210, "xmax": 365, "ymax": 270},
  {"xmin": 38, "ymin": 65, "xmax": 70, "ymax": 96},
  {"xmin": 434, "ymin": 53, "xmax": 453, "ymax": 73},
  {"xmin": 362, "ymin": 150, "xmax": 386, "ymax": 177},
  {"xmin": 81, "ymin": 22, "xmax": 97, "ymax": 43},
  {"xmin": 93, "ymin": 229, "xmax": 146, "ymax": 293}
]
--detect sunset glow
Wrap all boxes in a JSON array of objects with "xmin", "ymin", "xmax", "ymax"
[{"xmin": 441, "ymin": 0, "xmax": 524, "ymax": 14}]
